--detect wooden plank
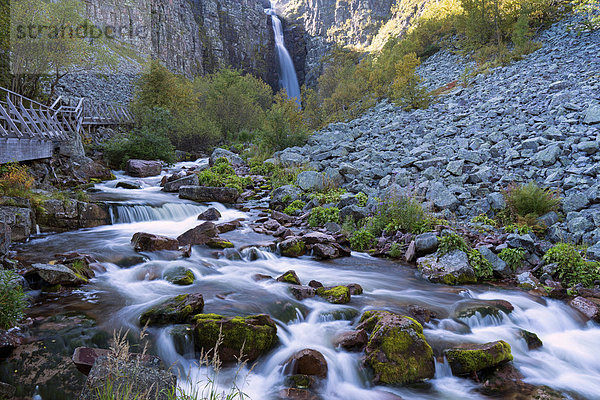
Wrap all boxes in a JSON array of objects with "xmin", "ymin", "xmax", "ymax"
[
  {"xmin": 19, "ymin": 104, "xmax": 46, "ymax": 138},
  {"xmin": 0, "ymin": 137, "xmax": 53, "ymax": 163},
  {"xmin": 7, "ymin": 96, "xmax": 34, "ymax": 137},
  {"xmin": 0, "ymin": 102, "xmax": 22, "ymax": 137}
]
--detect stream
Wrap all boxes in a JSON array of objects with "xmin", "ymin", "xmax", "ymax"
[{"xmin": 10, "ymin": 159, "xmax": 600, "ymax": 399}]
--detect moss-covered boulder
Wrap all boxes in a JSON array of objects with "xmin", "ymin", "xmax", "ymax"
[
  {"xmin": 192, "ymin": 314, "xmax": 278, "ymax": 363},
  {"xmin": 316, "ymin": 286, "xmax": 351, "ymax": 304},
  {"xmin": 277, "ymin": 270, "xmax": 302, "ymax": 285},
  {"xmin": 206, "ymin": 237, "xmax": 234, "ymax": 249},
  {"xmin": 139, "ymin": 293, "xmax": 204, "ymax": 326},
  {"xmin": 279, "ymin": 237, "xmax": 306, "ymax": 257},
  {"xmin": 445, "ymin": 340, "xmax": 513, "ymax": 375},
  {"xmin": 416, "ymin": 250, "xmax": 477, "ymax": 285},
  {"xmin": 162, "ymin": 266, "xmax": 195, "ymax": 286},
  {"xmin": 358, "ymin": 310, "xmax": 435, "ymax": 385}
]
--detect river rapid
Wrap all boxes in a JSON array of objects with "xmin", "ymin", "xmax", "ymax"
[{"xmin": 12, "ymin": 160, "xmax": 600, "ymax": 399}]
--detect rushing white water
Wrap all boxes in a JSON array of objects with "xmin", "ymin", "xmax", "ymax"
[
  {"xmin": 14, "ymin": 158, "xmax": 600, "ymax": 399},
  {"xmin": 265, "ymin": 1, "xmax": 301, "ymax": 105}
]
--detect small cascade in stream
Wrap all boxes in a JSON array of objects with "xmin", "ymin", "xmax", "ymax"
[
  {"xmin": 110, "ymin": 203, "xmax": 206, "ymax": 224},
  {"xmin": 265, "ymin": 1, "xmax": 301, "ymax": 105}
]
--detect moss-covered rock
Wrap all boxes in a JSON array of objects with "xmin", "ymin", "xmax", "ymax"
[
  {"xmin": 139, "ymin": 293, "xmax": 204, "ymax": 326},
  {"xmin": 279, "ymin": 237, "xmax": 306, "ymax": 257},
  {"xmin": 445, "ymin": 340, "xmax": 513, "ymax": 375},
  {"xmin": 206, "ymin": 237, "xmax": 234, "ymax": 249},
  {"xmin": 277, "ymin": 270, "xmax": 302, "ymax": 285},
  {"xmin": 316, "ymin": 286, "xmax": 351, "ymax": 304},
  {"xmin": 192, "ymin": 313, "xmax": 278, "ymax": 363},
  {"xmin": 358, "ymin": 310, "xmax": 435, "ymax": 385},
  {"xmin": 163, "ymin": 266, "xmax": 195, "ymax": 286},
  {"xmin": 286, "ymin": 374, "xmax": 315, "ymax": 389}
]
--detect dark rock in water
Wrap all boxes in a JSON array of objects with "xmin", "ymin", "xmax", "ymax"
[
  {"xmin": 271, "ymin": 210, "xmax": 294, "ymax": 224},
  {"xmin": 163, "ymin": 174, "xmax": 199, "ymax": 192},
  {"xmin": 32, "ymin": 263, "xmax": 87, "ymax": 285},
  {"xmin": 193, "ymin": 314, "xmax": 277, "ymax": 363},
  {"xmin": 310, "ymin": 243, "xmax": 340, "ymax": 259},
  {"xmin": 569, "ymin": 296, "xmax": 600, "ymax": 322},
  {"xmin": 179, "ymin": 185, "xmax": 239, "ymax": 204},
  {"xmin": 279, "ymin": 237, "xmax": 306, "ymax": 258},
  {"xmin": 407, "ymin": 305, "xmax": 437, "ymax": 325},
  {"xmin": 38, "ymin": 199, "xmax": 110, "ymax": 232},
  {"xmin": 169, "ymin": 325, "xmax": 195, "ymax": 357},
  {"xmin": 333, "ymin": 329, "xmax": 368, "ymax": 351},
  {"xmin": 308, "ymin": 280, "xmax": 323, "ymax": 288},
  {"xmin": 131, "ymin": 232, "xmax": 179, "ymax": 252},
  {"xmin": 216, "ymin": 220, "xmax": 242, "ymax": 233},
  {"xmin": 445, "ymin": 340, "xmax": 513, "ymax": 375},
  {"xmin": 163, "ymin": 266, "xmax": 195, "ymax": 285},
  {"xmin": 116, "ymin": 180, "xmax": 141, "ymax": 189},
  {"xmin": 277, "ymin": 270, "xmax": 302, "ymax": 285},
  {"xmin": 263, "ymin": 218, "xmax": 282, "ymax": 231},
  {"xmin": 79, "ymin": 356, "xmax": 175, "ymax": 400},
  {"xmin": 223, "ymin": 248, "xmax": 242, "ymax": 260},
  {"xmin": 286, "ymin": 349, "xmax": 328, "ymax": 378},
  {"xmin": 0, "ymin": 382, "xmax": 15, "ymax": 398},
  {"xmin": 252, "ymin": 274, "xmax": 273, "ymax": 281},
  {"xmin": 346, "ymin": 283, "xmax": 363, "ymax": 295},
  {"xmin": 519, "ymin": 330, "xmax": 543, "ymax": 350},
  {"xmin": 289, "ymin": 285, "xmax": 316, "ymax": 300},
  {"xmin": 125, "ymin": 159, "xmax": 162, "ymax": 177},
  {"xmin": 139, "ymin": 293, "xmax": 204, "ymax": 326},
  {"xmin": 316, "ymin": 286, "xmax": 351, "ymax": 304},
  {"xmin": 279, "ymin": 388, "xmax": 318, "ymax": 400},
  {"xmin": 452, "ymin": 299, "xmax": 514, "ymax": 319},
  {"xmin": 358, "ymin": 310, "xmax": 435, "ymax": 385},
  {"xmin": 480, "ymin": 363, "xmax": 567, "ymax": 399},
  {"xmin": 198, "ymin": 207, "xmax": 222, "ymax": 221},
  {"xmin": 177, "ymin": 222, "xmax": 218, "ymax": 246},
  {"xmin": 72, "ymin": 347, "xmax": 162, "ymax": 376},
  {"xmin": 417, "ymin": 250, "xmax": 477, "ymax": 285},
  {"xmin": 0, "ymin": 329, "xmax": 24, "ymax": 357}
]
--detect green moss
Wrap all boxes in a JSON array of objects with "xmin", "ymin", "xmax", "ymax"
[
  {"xmin": 281, "ymin": 272, "xmax": 300, "ymax": 285},
  {"xmin": 206, "ymin": 238, "xmax": 234, "ymax": 249},
  {"xmin": 287, "ymin": 374, "xmax": 314, "ymax": 389},
  {"xmin": 316, "ymin": 286, "xmax": 351, "ymax": 304},
  {"xmin": 139, "ymin": 294, "xmax": 203, "ymax": 326},
  {"xmin": 280, "ymin": 239, "xmax": 306, "ymax": 257},
  {"xmin": 445, "ymin": 340, "xmax": 513, "ymax": 375}
]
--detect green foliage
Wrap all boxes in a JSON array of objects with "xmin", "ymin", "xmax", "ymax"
[
  {"xmin": 504, "ymin": 182, "xmax": 560, "ymax": 221},
  {"xmin": 197, "ymin": 158, "xmax": 251, "ymax": 194},
  {"xmin": 349, "ymin": 229, "xmax": 376, "ymax": 252},
  {"xmin": 310, "ymin": 188, "xmax": 347, "ymax": 205},
  {"xmin": 0, "ymin": 270, "xmax": 27, "ymax": 329},
  {"xmin": 258, "ymin": 92, "xmax": 308, "ymax": 153},
  {"xmin": 283, "ymin": 200, "xmax": 306, "ymax": 216},
  {"xmin": 543, "ymin": 243, "xmax": 600, "ymax": 288},
  {"xmin": 367, "ymin": 192, "xmax": 432, "ymax": 236},
  {"xmin": 102, "ymin": 108, "xmax": 176, "ymax": 168},
  {"xmin": 308, "ymin": 207, "xmax": 340, "ymax": 227},
  {"xmin": 572, "ymin": 0, "xmax": 600, "ymax": 31},
  {"xmin": 388, "ymin": 242, "xmax": 403, "ymax": 259},
  {"xmin": 0, "ymin": 162, "xmax": 34, "ymax": 197},
  {"xmin": 356, "ymin": 192, "xmax": 368, "ymax": 207},
  {"xmin": 498, "ymin": 248, "xmax": 525, "ymax": 271},
  {"xmin": 468, "ymin": 249, "xmax": 494, "ymax": 279},
  {"xmin": 391, "ymin": 53, "xmax": 431, "ymax": 110},
  {"xmin": 504, "ymin": 223, "xmax": 532, "ymax": 235},
  {"xmin": 471, "ymin": 214, "xmax": 497, "ymax": 226},
  {"xmin": 438, "ymin": 233, "xmax": 469, "ymax": 256}
]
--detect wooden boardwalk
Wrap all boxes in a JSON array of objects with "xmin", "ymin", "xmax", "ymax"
[{"xmin": 0, "ymin": 87, "xmax": 133, "ymax": 164}]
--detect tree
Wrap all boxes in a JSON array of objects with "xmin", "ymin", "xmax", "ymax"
[
  {"xmin": 259, "ymin": 91, "xmax": 308, "ymax": 152},
  {"xmin": 391, "ymin": 52, "xmax": 430, "ymax": 110}
]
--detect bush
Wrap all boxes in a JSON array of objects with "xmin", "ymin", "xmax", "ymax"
[
  {"xmin": 543, "ymin": 243, "xmax": 600, "ymax": 288},
  {"xmin": 0, "ymin": 270, "xmax": 27, "ymax": 329},
  {"xmin": 284, "ymin": 200, "xmax": 306, "ymax": 216},
  {"xmin": 572, "ymin": 0, "xmax": 600, "ymax": 31},
  {"xmin": 0, "ymin": 163, "xmax": 34, "ymax": 197},
  {"xmin": 196, "ymin": 158, "xmax": 251, "ymax": 194},
  {"xmin": 349, "ymin": 229, "xmax": 376, "ymax": 252},
  {"xmin": 388, "ymin": 242, "xmax": 403, "ymax": 258},
  {"xmin": 499, "ymin": 248, "xmax": 525, "ymax": 271},
  {"xmin": 471, "ymin": 214, "xmax": 497, "ymax": 226},
  {"xmin": 468, "ymin": 249, "xmax": 494, "ymax": 279},
  {"xmin": 308, "ymin": 207, "xmax": 340, "ymax": 227},
  {"xmin": 367, "ymin": 192, "xmax": 432, "ymax": 236},
  {"xmin": 310, "ymin": 188, "xmax": 346, "ymax": 205},
  {"xmin": 391, "ymin": 53, "xmax": 431, "ymax": 110},
  {"xmin": 438, "ymin": 233, "xmax": 468, "ymax": 256},
  {"xmin": 504, "ymin": 182, "xmax": 560, "ymax": 220},
  {"xmin": 356, "ymin": 192, "xmax": 368, "ymax": 207},
  {"xmin": 258, "ymin": 92, "xmax": 308, "ymax": 153}
]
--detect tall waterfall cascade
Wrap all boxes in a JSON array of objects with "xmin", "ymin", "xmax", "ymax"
[{"xmin": 265, "ymin": 1, "xmax": 301, "ymax": 106}]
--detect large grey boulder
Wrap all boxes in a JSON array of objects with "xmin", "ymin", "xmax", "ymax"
[
  {"xmin": 179, "ymin": 186, "xmax": 239, "ymax": 204},
  {"xmin": 125, "ymin": 159, "xmax": 162, "ymax": 177},
  {"xmin": 210, "ymin": 148, "xmax": 245, "ymax": 167},
  {"xmin": 270, "ymin": 185, "xmax": 303, "ymax": 210},
  {"xmin": 415, "ymin": 232, "xmax": 438, "ymax": 255},
  {"xmin": 478, "ymin": 246, "xmax": 511, "ymax": 277},
  {"xmin": 32, "ymin": 263, "xmax": 86, "ymax": 285},
  {"xmin": 563, "ymin": 193, "xmax": 590, "ymax": 213},
  {"xmin": 163, "ymin": 174, "xmax": 199, "ymax": 192},
  {"xmin": 426, "ymin": 182, "xmax": 459, "ymax": 211},
  {"xmin": 583, "ymin": 105, "xmax": 600, "ymax": 125},
  {"xmin": 296, "ymin": 171, "xmax": 326, "ymax": 192},
  {"xmin": 417, "ymin": 250, "xmax": 477, "ymax": 285},
  {"xmin": 280, "ymin": 151, "xmax": 308, "ymax": 167},
  {"xmin": 131, "ymin": 232, "xmax": 179, "ymax": 252},
  {"xmin": 533, "ymin": 145, "xmax": 561, "ymax": 167}
]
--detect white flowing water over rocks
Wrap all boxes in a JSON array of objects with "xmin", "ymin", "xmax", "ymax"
[
  {"xmin": 11, "ymin": 159, "xmax": 600, "ymax": 399},
  {"xmin": 275, "ymin": 17, "xmax": 600, "ymax": 245}
]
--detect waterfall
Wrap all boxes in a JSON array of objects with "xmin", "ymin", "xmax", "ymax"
[{"xmin": 265, "ymin": 1, "xmax": 301, "ymax": 106}]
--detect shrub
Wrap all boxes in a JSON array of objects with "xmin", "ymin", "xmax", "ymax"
[
  {"xmin": 498, "ymin": 248, "xmax": 525, "ymax": 271},
  {"xmin": 308, "ymin": 207, "xmax": 340, "ymax": 227},
  {"xmin": 388, "ymin": 242, "xmax": 403, "ymax": 259},
  {"xmin": 468, "ymin": 249, "xmax": 494, "ymax": 279},
  {"xmin": 543, "ymin": 243, "xmax": 600, "ymax": 288},
  {"xmin": 284, "ymin": 200, "xmax": 306, "ymax": 216},
  {"xmin": 438, "ymin": 233, "xmax": 468, "ymax": 256},
  {"xmin": 349, "ymin": 229, "xmax": 376, "ymax": 252},
  {"xmin": 196, "ymin": 158, "xmax": 251, "ymax": 194},
  {"xmin": 391, "ymin": 52, "xmax": 431, "ymax": 110},
  {"xmin": 471, "ymin": 214, "xmax": 497, "ymax": 226},
  {"xmin": 310, "ymin": 188, "xmax": 346, "ymax": 205},
  {"xmin": 572, "ymin": 0, "xmax": 600, "ymax": 31},
  {"xmin": 258, "ymin": 92, "xmax": 308, "ymax": 153},
  {"xmin": 504, "ymin": 223, "xmax": 532, "ymax": 235},
  {"xmin": 0, "ymin": 270, "xmax": 27, "ymax": 329},
  {"xmin": 504, "ymin": 182, "xmax": 560, "ymax": 220},
  {"xmin": 367, "ymin": 192, "xmax": 432, "ymax": 236},
  {"xmin": 356, "ymin": 192, "xmax": 368, "ymax": 207},
  {"xmin": 0, "ymin": 163, "xmax": 34, "ymax": 197}
]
